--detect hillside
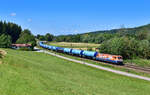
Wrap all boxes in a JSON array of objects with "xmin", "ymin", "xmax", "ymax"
[
  {"xmin": 0, "ymin": 49, "xmax": 150, "ymax": 95},
  {"xmin": 55, "ymin": 24, "xmax": 150, "ymax": 43},
  {"xmin": 84, "ymin": 24, "xmax": 150, "ymax": 35}
]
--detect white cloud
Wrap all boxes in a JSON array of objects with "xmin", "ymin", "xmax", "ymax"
[
  {"xmin": 10, "ymin": 13, "xmax": 16, "ymax": 17},
  {"xmin": 27, "ymin": 18, "xmax": 32, "ymax": 22}
]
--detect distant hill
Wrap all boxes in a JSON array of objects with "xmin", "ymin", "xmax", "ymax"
[
  {"xmin": 82, "ymin": 24, "xmax": 150, "ymax": 35},
  {"xmin": 55, "ymin": 24, "xmax": 150, "ymax": 43}
]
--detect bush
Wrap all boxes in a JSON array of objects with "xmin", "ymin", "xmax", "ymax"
[
  {"xmin": 16, "ymin": 29, "xmax": 36, "ymax": 50},
  {"xmin": 136, "ymin": 40, "xmax": 150, "ymax": 58},
  {"xmin": 100, "ymin": 37, "xmax": 150, "ymax": 59},
  {"xmin": 0, "ymin": 34, "xmax": 12, "ymax": 48}
]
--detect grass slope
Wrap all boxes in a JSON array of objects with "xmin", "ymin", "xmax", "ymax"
[
  {"xmin": 0, "ymin": 49, "xmax": 150, "ymax": 95},
  {"xmin": 41, "ymin": 48, "xmax": 150, "ymax": 78}
]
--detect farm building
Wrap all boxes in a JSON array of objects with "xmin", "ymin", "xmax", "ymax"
[{"xmin": 12, "ymin": 44, "xmax": 32, "ymax": 49}]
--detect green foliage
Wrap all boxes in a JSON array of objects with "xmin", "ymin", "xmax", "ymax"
[
  {"xmin": 37, "ymin": 33, "xmax": 54, "ymax": 41},
  {"xmin": 136, "ymin": 40, "xmax": 150, "ymax": 58},
  {"xmin": 16, "ymin": 29, "xmax": 36, "ymax": 50},
  {"xmin": 37, "ymin": 34, "xmax": 45, "ymax": 40},
  {"xmin": 0, "ymin": 34, "xmax": 12, "ymax": 48},
  {"xmin": 100, "ymin": 37, "xmax": 126, "ymax": 57},
  {"xmin": 81, "ymin": 34, "xmax": 91, "ymax": 43},
  {"xmin": 100, "ymin": 37, "xmax": 150, "ymax": 59},
  {"xmin": 136, "ymin": 30, "xmax": 149, "ymax": 40},
  {"xmin": 45, "ymin": 33, "xmax": 54, "ymax": 41},
  {"xmin": 53, "ymin": 24, "xmax": 150, "ymax": 59},
  {"xmin": 55, "ymin": 32, "xmax": 114, "ymax": 44},
  {"xmin": 0, "ymin": 21, "xmax": 35, "ymax": 49},
  {"xmin": 0, "ymin": 21, "xmax": 22, "ymax": 43},
  {"xmin": 0, "ymin": 21, "xmax": 36, "ymax": 49},
  {"xmin": 54, "ymin": 24, "xmax": 150, "ymax": 44}
]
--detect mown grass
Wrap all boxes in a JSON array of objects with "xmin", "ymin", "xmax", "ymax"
[
  {"xmin": 40, "ymin": 47, "xmax": 150, "ymax": 78},
  {"xmin": 0, "ymin": 49, "xmax": 150, "ymax": 95},
  {"xmin": 48, "ymin": 42, "xmax": 99, "ymax": 50}
]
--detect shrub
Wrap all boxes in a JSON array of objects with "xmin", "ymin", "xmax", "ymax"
[
  {"xmin": 0, "ymin": 34, "xmax": 12, "ymax": 48},
  {"xmin": 100, "ymin": 37, "xmax": 150, "ymax": 59}
]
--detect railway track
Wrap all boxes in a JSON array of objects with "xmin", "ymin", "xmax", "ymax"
[
  {"xmin": 66, "ymin": 54, "xmax": 150, "ymax": 74},
  {"xmin": 124, "ymin": 64, "xmax": 150, "ymax": 74}
]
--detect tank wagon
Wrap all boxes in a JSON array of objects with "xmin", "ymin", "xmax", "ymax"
[
  {"xmin": 64, "ymin": 48, "xmax": 72, "ymax": 54},
  {"xmin": 56, "ymin": 47, "xmax": 64, "ymax": 52},
  {"xmin": 71, "ymin": 49, "xmax": 84, "ymax": 56},
  {"xmin": 39, "ymin": 42, "xmax": 123, "ymax": 64}
]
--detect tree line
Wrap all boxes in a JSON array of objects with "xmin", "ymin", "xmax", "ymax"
[
  {"xmin": 99, "ymin": 26, "xmax": 150, "ymax": 59},
  {"xmin": 36, "ymin": 33, "xmax": 54, "ymax": 41},
  {"xmin": 0, "ymin": 21, "xmax": 36, "ymax": 49},
  {"xmin": 54, "ymin": 24, "xmax": 150, "ymax": 44}
]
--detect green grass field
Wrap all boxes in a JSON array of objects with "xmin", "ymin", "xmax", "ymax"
[
  {"xmin": 0, "ymin": 49, "xmax": 150, "ymax": 95},
  {"xmin": 39, "ymin": 47, "xmax": 150, "ymax": 78},
  {"xmin": 48, "ymin": 42, "xmax": 99, "ymax": 50}
]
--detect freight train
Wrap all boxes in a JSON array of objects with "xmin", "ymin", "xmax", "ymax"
[{"xmin": 39, "ymin": 42, "xmax": 123, "ymax": 64}]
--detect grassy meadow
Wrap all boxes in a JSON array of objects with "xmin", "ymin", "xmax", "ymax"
[
  {"xmin": 48, "ymin": 42, "xmax": 99, "ymax": 51},
  {"xmin": 40, "ymin": 47, "xmax": 150, "ymax": 78},
  {"xmin": 0, "ymin": 49, "xmax": 150, "ymax": 95}
]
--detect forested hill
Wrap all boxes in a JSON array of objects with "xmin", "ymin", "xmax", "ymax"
[
  {"xmin": 54, "ymin": 24, "xmax": 150, "ymax": 44},
  {"xmin": 84, "ymin": 24, "xmax": 150, "ymax": 35}
]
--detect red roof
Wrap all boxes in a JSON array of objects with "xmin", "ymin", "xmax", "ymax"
[{"xmin": 12, "ymin": 44, "xmax": 32, "ymax": 47}]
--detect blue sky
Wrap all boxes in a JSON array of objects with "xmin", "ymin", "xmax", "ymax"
[{"xmin": 0, "ymin": 0, "xmax": 150, "ymax": 35}]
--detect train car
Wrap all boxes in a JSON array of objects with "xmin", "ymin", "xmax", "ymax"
[
  {"xmin": 71, "ymin": 49, "xmax": 84, "ymax": 56},
  {"xmin": 47, "ymin": 46, "xmax": 52, "ymax": 50},
  {"xmin": 42, "ymin": 44, "xmax": 46, "ymax": 48},
  {"xmin": 45, "ymin": 45, "xmax": 49, "ymax": 49},
  {"xmin": 39, "ymin": 42, "xmax": 43, "ymax": 46},
  {"xmin": 82, "ymin": 51, "xmax": 98, "ymax": 58},
  {"xmin": 56, "ymin": 47, "xmax": 64, "ymax": 52},
  {"xmin": 63, "ymin": 48, "xmax": 72, "ymax": 54},
  {"xmin": 96, "ymin": 53, "xmax": 123, "ymax": 64},
  {"xmin": 51, "ymin": 46, "xmax": 57, "ymax": 51}
]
